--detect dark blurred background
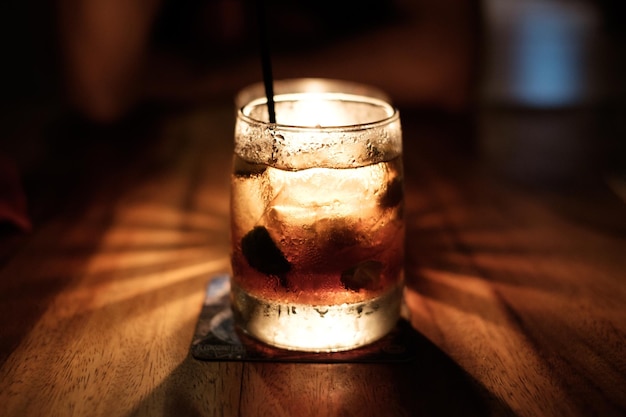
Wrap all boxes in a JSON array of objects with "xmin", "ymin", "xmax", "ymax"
[
  {"xmin": 1, "ymin": 0, "xmax": 624, "ymax": 116},
  {"xmin": 0, "ymin": 0, "xmax": 624, "ymax": 227},
  {"xmin": 0, "ymin": 0, "xmax": 484, "ymax": 121}
]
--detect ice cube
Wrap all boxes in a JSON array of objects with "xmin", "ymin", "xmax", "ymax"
[{"xmin": 341, "ymin": 260, "xmax": 384, "ymax": 292}]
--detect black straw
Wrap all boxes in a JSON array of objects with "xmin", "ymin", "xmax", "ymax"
[{"xmin": 256, "ymin": 0, "xmax": 276, "ymax": 123}]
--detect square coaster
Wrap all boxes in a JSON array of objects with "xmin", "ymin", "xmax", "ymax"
[{"xmin": 190, "ymin": 274, "xmax": 419, "ymax": 363}]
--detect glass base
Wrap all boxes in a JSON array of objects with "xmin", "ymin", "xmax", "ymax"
[{"xmin": 231, "ymin": 283, "xmax": 403, "ymax": 352}]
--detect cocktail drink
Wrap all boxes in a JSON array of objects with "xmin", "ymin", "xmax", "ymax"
[{"xmin": 230, "ymin": 80, "xmax": 404, "ymax": 352}]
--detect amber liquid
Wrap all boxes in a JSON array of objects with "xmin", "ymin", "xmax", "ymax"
[
  {"xmin": 231, "ymin": 155, "xmax": 403, "ymax": 294},
  {"xmin": 229, "ymin": 154, "xmax": 404, "ymax": 351}
]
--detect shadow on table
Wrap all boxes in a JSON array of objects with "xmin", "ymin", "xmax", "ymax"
[
  {"xmin": 0, "ymin": 111, "xmax": 165, "ymax": 364},
  {"xmin": 129, "ymin": 324, "xmax": 513, "ymax": 417}
]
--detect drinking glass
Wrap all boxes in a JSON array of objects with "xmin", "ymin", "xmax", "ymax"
[{"xmin": 230, "ymin": 78, "xmax": 404, "ymax": 352}]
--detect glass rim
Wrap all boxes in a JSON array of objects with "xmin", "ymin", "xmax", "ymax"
[
  {"xmin": 238, "ymin": 92, "xmax": 400, "ymax": 132},
  {"xmin": 235, "ymin": 77, "xmax": 392, "ymax": 108}
]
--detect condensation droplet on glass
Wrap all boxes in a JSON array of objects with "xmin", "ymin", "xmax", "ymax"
[{"xmin": 272, "ymin": 131, "xmax": 285, "ymax": 142}]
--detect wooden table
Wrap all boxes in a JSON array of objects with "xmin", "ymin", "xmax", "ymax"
[{"xmin": 0, "ymin": 102, "xmax": 624, "ymax": 417}]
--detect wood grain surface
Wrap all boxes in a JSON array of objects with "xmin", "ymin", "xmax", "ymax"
[{"xmin": 0, "ymin": 104, "xmax": 624, "ymax": 417}]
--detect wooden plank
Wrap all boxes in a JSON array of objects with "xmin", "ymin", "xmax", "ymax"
[
  {"xmin": 0, "ymin": 106, "xmax": 242, "ymax": 416},
  {"xmin": 402, "ymin": 125, "xmax": 626, "ymax": 417}
]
